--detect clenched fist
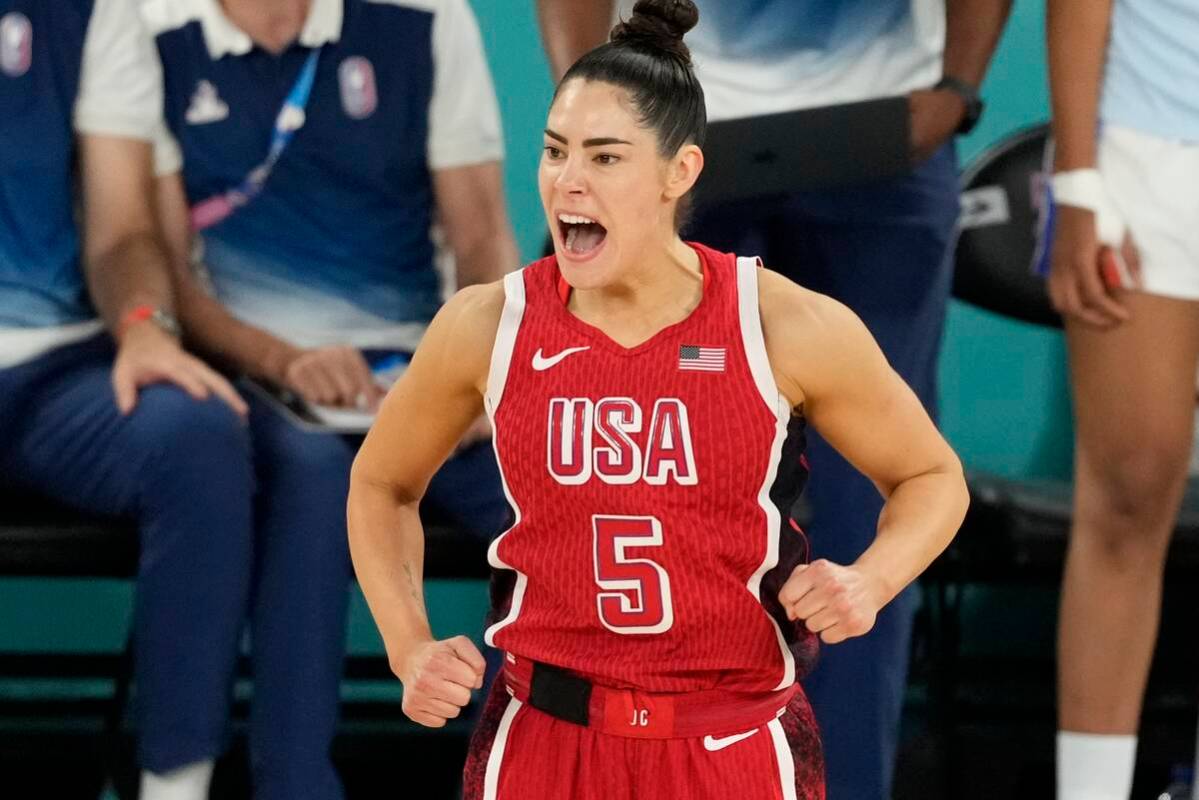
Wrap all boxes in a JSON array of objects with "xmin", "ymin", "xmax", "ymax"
[
  {"xmin": 394, "ymin": 635, "xmax": 487, "ymax": 728},
  {"xmin": 777, "ymin": 559, "xmax": 887, "ymax": 645}
]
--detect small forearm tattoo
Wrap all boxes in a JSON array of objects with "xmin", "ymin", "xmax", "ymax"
[{"xmin": 402, "ymin": 561, "xmax": 424, "ymax": 608}]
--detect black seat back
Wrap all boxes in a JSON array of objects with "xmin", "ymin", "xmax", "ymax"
[{"xmin": 953, "ymin": 123, "xmax": 1061, "ymax": 328}]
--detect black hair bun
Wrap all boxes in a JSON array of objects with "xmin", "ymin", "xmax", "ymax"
[{"xmin": 610, "ymin": 0, "xmax": 699, "ymax": 64}]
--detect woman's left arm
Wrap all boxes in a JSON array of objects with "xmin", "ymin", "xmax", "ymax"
[{"xmin": 760, "ymin": 270, "xmax": 969, "ymax": 644}]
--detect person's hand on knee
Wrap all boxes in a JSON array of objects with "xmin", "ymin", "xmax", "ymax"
[{"xmin": 112, "ymin": 320, "xmax": 247, "ymax": 417}]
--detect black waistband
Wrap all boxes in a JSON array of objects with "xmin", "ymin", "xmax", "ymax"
[{"xmin": 526, "ymin": 661, "xmax": 592, "ymax": 727}]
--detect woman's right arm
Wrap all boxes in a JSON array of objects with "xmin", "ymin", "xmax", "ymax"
[
  {"xmin": 156, "ymin": 172, "xmax": 385, "ymax": 407},
  {"xmin": 348, "ymin": 282, "xmax": 504, "ymax": 727}
]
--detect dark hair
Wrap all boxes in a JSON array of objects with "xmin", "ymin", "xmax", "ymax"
[{"xmin": 557, "ymin": 0, "xmax": 707, "ymax": 162}]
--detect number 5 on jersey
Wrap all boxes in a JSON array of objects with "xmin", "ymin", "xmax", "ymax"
[{"xmin": 592, "ymin": 515, "xmax": 674, "ymax": 634}]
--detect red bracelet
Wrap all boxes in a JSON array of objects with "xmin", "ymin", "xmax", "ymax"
[{"xmin": 116, "ymin": 304, "xmax": 155, "ymax": 339}]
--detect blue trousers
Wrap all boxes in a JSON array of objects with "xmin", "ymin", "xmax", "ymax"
[
  {"xmin": 0, "ymin": 335, "xmax": 507, "ymax": 799},
  {"xmin": 690, "ymin": 142, "xmax": 961, "ymax": 800}
]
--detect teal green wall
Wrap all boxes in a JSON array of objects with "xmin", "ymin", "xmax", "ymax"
[{"xmin": 1, "ymin": 1, "xmax": 1072, "ymax": 665}]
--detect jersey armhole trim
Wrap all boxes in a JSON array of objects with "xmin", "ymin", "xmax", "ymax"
[
  {"xmin": 484, "ymin": 269, "xmax": 527, "ymax": 414},
  {"xmin": 736, "ymin": 256, "xmax": 787, "ymax": 419}
]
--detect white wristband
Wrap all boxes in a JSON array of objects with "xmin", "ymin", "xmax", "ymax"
[
  {"xmin": 1050, "ymin": 169, "xmax": 1106, "ymax": 213},
  {"xmin": 1051, "ymin": 168, "xmax": 1126, "ymax": 246}
]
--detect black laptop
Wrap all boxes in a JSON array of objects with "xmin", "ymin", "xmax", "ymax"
[{"xmin": 693, "ymin": 95, "xmax": 912, "ymax": 202}]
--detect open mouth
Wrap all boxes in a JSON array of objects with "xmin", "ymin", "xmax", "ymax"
[{"xmin": 557, "ymin": 213, "xmax": 608, "ymax": 258}]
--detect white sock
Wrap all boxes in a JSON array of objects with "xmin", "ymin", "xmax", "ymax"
[
  {"xmin": 1057, "ymin": 731, "xmax": 1137, "ymax": 800},
  {"xmin": 139, "ymin": 759, "xmax": 215, "ymax": 800}
]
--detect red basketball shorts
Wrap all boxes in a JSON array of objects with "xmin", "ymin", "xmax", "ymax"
[{"xmin": 461, "ymin": 668, "xmax": 824, "ymax": 800}]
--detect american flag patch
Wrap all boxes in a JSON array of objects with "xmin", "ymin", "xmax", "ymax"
[{"xmin": 678, "ymin": 345, "xmax": 726, "ymax": 372}]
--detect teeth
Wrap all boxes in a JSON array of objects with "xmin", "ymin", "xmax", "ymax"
[{"xmin": 558, "ymin": 213, "xmax": 596, "ymax": 226}]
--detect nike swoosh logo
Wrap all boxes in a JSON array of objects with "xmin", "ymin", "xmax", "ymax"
[
  {"xmin": 532, "ymin": 346, "xmax": 590, "ymax": 371},
  {"xmin": 702, "ymin": 728, "xmax": 760, "ymax": 752}
]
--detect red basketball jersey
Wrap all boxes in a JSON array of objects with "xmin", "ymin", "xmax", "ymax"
[{"xmin": 483, "ymin": 243, "xmax": 815, "ymax": 694}]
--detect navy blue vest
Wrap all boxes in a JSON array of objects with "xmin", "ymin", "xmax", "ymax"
[
  {"xmin": 0, "ymin": 0, "xmax": 96, "ymax": 327},
  {"xmin": 156, "ymin": 0, "xmax": 443, "ymax": 327}
]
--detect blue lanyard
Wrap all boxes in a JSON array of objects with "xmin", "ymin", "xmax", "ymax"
[
  {"xmin": 266, "ymin": 47, "xmax": 320, "ymax": 163},
  {"xmin": 190, "ymin": 48, "xmax": 321, "ymax": 232}
]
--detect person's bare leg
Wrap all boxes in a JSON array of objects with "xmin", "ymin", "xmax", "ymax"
[{"xmin": 1058, "ymin": 292, "xmax": 1199, "ymax": 799}]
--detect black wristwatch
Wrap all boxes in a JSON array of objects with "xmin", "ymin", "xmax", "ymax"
[{"xmin": 934, "ymin": 75, "xmax": 984, "ymax": 135}]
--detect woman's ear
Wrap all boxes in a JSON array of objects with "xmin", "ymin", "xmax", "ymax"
[{"xmin": 664, "ymin": 144, "xmax": 704, "ymax": 201}]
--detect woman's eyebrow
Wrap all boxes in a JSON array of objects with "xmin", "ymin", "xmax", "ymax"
[{"xmin": 544, "ymin": 128, "xmax": 633, "ymax": 148}]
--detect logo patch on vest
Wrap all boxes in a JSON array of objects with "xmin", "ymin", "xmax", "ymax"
[
  {"xmin": 0, "ymin": 13, "xmax": 32, "ymax": 78},
  {"xmin": 338, "ymin": 56, "xmax": 377, "ymax": 120},
  {"xmin": 185, "ymin": 80, "xmax": 229, "ymax": 125}
]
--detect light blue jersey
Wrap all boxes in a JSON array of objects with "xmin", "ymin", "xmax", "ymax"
[
  {"xmin": 618, "ymin": 0, "xmax": 945, "ymax": 121},
  {"xmin": 1102, "ymin": 0, "xmax": 1199, "ymax": 141}
]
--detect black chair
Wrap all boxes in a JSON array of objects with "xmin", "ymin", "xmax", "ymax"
[{"xmin": 951, "ymin": 123, "xmax": 1060, "ymax": 328}]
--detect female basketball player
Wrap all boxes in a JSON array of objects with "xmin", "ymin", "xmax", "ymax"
[{"xmin": 348, "ymin": 2, "xmax": 968, "ymax": 797}]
